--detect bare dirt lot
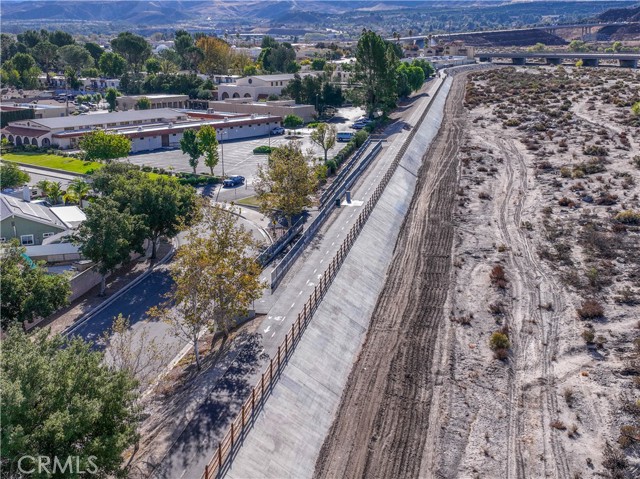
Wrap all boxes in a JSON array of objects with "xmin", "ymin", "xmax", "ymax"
[{"xmin": 314, "ymin": 66, "xmax": 640, "ymax": 479}]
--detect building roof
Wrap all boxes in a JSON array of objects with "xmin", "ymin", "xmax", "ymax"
[
  {"xmin": 49, "ymin": 206, "xmax": 86, "ymax": 229},
  {"xmin": 0, "ymin": 193, "xmax": 67, "ymax": 230},
  {"xmin": 118, "ymin": 94, "xmax": 189, "ymax": 100},
  {"xmin": 1, "ymin": 126, "xmax": 49, "ymax": 138},
  {"xmin": 249, "ymin": 71, "xmax": 322, "ymax": 82},
  {"xmin": 28, "ymin": 108, "xmax": 184, "ymax": 130}
]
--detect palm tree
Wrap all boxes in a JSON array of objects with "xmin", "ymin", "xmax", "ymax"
[
  {"xmin": 68, "ymin": 178, "xmax": 91, "ymax": 206},
  {"xmin": 36, "ymin": 179, "xmax": 51, "ymax": 198},
  {"xmin": 46, "ymin": 182, "xmax": 63, "ymax": 205}
]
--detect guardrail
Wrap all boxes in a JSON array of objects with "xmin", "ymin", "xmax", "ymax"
[
  {"xmin": 201, "ymin": 76, "xmax": 447, "ymax": 479},
  {"xmin": 269, "ymin": 141, "xmax": 382, "ymax": 291},
  {"xmin": 255, "ymin": 219, "xmax": 303, "ymax": 267}
]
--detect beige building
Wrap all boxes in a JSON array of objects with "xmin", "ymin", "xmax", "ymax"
[
  {"xmin": 206, "ymin": 99, "xmax": 317, "ymax": 122},
  {"xmin": 217, "ymin": 72, "xmax": 322, "ymax": 101},
  {"xmin": 117, "ymin": 94, "xmax": 189, "ymax": 111}
]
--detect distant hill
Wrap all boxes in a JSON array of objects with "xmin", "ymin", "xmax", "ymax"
[{"xmin": 597, "ymin": 5, "xmax": 640, "ymax": 21}]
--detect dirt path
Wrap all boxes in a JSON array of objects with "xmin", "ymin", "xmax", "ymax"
[{"xmin": 313, "ymin": 71, "xmax": 468, "ymax": 479}]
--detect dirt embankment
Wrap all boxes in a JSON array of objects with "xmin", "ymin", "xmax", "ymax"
[
  {"xmin": 315, "ymin": 65, "xmax": 640, "ymax": 479},
  {"xmin": 313, "ymin": 70, "xmax": 470, "ymax": 479}
]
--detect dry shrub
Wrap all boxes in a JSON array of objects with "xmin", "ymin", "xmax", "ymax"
[
  {"xmin": 576, "ymin": 299, "xmax": 604, "ymax": 320},
  {"xmin": 550, "ymin": 420, "xmax": 567, "ymax": 430}
]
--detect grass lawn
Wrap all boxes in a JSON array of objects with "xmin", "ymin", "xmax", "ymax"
[
  {"xmin": 236, "ymin": 195, "xmax": 261, "ymax": 208},
  {"xmin": 1, "ymin": 152, "xmax": 102, "ymax": 175}
]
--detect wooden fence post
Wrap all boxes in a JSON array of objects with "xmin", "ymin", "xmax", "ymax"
[
  {"xmin": 261, "ymin": 372, "xmax": 265, "ymax": 396},
  {"xmin": 231, "ymin": 422, "xmax": 235, "ymax": 447},
  {"xmin": 218, "ymin": 443, "xmax": 222, "ymax": 470},
  {"xmin": 242, "ymin": 403, "xmax": 245, "ymax": 427},
  {"xmin": 252, "ymin": 388, "xmax": 255, "ymax": 411},
  {"xmin": 205, "ymin": 464, "xmax": 209, "ymax": 479},
  {"xmin": 278, "ymin": 346, "xmax": 281, "ymax": 367}
]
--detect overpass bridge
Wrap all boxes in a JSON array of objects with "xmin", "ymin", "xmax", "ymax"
[
  {"xmin": 386, "ymin": 22, "xmax": 637, "ymax": 42},
  {"xmin": 474, "ymin": 52, "xmax": 640, "ymax": 68}
]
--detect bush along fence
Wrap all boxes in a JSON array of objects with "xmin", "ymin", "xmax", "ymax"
[
  {"xmin": 255, "ymin": 219, "xmax": 304, "ymax": 267},
  {"xmin": 200, "ymin": 75, "xmax": 448, "ymax": 479}
]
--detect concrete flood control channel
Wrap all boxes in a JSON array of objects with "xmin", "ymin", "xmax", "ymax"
[{"xmin": 218, "ymin": 76, "xmax": 452, "ymax": 479}]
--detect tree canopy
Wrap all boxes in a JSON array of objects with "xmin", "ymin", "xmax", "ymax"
[
  {"xmin": 197, "ymin": 125, "xmax": 219, "ymax": 176},
  {"xmin": 354, "ymin": 29, "xmax": 399, "ymax": 115},
  {"xmin": 0, "ymin": 162, "xmax": 30, "ymax": 189},
  {"xmin": 0, "ymin": 241, "xmax": 70, "ymax": 329},
  {"xmin": 79, "ymin": 130, "xmax": 131, "ymax": 162},
  {"xmin": 76, "ymin": 197, "xmax": 147, "ymax": 295},
  {"xmin": 111, "ymin": 32, "xmax": 151, "ymax": 73},
  {"xmin": 310, "ymin": 123, "xmax": 337, "ymax": 162},
  {"xmin": 1, "ymin": 327, "xmax": 139, "ymax": 477},
  {"xmin": 99, "ymin": 52, "xmax": 128, "ymax": 78},
  {"xmin": 180, "ymin": 129, "xmax": 203, "ymax": 174},
  {"xmin": 255, "ymin": 142, "xmax": 318, "ymax": 227}
]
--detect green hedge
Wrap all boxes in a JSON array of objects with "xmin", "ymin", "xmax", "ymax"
[{"xmin": 253, "ymin": 145, "xmax": 273, "ymax": 154}]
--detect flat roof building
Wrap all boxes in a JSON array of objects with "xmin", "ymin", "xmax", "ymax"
[{"xmin": 117, "ymin": 94, "xmax": 190, "ymax": 111}]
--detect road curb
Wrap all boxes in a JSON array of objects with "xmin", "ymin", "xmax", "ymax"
[{"xmin": 64, "ymin": 241, "xmax": 176, "ymax": 338}]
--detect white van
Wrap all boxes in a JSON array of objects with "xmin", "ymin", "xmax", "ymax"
[{"xmin": 337, "ymin": 131, "xmax": 355, "ymax": 142}]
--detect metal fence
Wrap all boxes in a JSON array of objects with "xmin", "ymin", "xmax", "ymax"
[
  {"xmin": 319, "ymin": 138, "xmax": 372, "ymax": 206},
  {"xmin": 201, "ymin": 77, "xmax": 447, "ymax": 479},
  {"xmin": 255, "ymin": 220, "xmax": 304, "ymax": 267}
]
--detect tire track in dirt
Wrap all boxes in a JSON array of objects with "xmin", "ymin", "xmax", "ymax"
[
  {"xmin": 313, "ymin": 71, "xmax": 469, "ymax": 479},
  {"xmin": 496, "ymin": 138, "xmax": 570, "ymax": 479}
]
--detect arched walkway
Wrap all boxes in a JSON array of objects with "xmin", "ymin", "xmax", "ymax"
[
  {"xmin": 31, "ymin": 138, "xmax": 38, "ymax": 146},
  {"xmin": 8, "ymin": 135, "xmax": 14, "ymax": 144},
  {"xmin": 221, "ymin": 92, "xmax": 229, "ymax": 100},
  {"xmin": 42, "ymin": 138, "xmax": 51, "ymax": 147},
  {"xmin": 243, "ymin": 93, "xmax": 252, "ymax": 98},
  {"xmin": 232, "ymin": 93, "xmax": 240, "ymax": 98},
  {"xmin": 15, "ymin": 136, "xmax": 22, "ymax": 145}
]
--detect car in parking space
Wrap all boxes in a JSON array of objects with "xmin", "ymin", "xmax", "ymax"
[
  {"xmin": 223, "ymin": 175, "xmax": 245, "ymax": 187},
  {"xmin": 351, "ymin": 118, "xmax": 372, "ymax": 129},
  {"xmin": 337, "ymin": 131, "xmax": 355, "ymax": 142},
  {"xmin": 271, "ymin": 126, "xmax": 285, "ymax": 135}
]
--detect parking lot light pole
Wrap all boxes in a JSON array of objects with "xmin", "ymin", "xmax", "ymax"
[{"xmin": 220, "ymin": 131, "xmax": 226, "ymax": 177}]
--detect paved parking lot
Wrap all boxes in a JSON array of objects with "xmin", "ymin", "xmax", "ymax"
[{"xmin": 125, "ymin": 106, "xmax": 366, "ymax": 182}]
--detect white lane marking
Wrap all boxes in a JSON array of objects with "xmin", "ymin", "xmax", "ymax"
[
  {"xmin": 271, "ymin": 332, "xmax": 276, "ymax": 337},
  {"xmin": 264, "ymin": 325, "xmax": 271, "ymax": 333},
  {"xmin": 298, "ymin": 290, "xmax": 303, "ymax": 296},
  {"xmin": 313, "ymin": 268, "xmax": 317, "ymax": 274},
  {"xmin": 331, "ymin": 242, "xmax": 335, "ymax": 246},
  {"xmin": 320, "ymin": 259, "xmax": 324, "ymax": 264}
]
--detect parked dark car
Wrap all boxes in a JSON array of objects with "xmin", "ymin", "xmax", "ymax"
[{"xmin": 223, "ymin": 175, "xmax": 245, "ymax": 187}]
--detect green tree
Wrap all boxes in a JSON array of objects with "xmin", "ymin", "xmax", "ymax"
[
  {"xmin": 568, "ymin": 40, "xmax": 588, "ymax": 53},
  {"xmin": 76, "ymin": 197, "xmax": 147, "ymax": 295},
  {"xmin": 145, "ymin": 57, "xmax": 161, "ymax": 74},
  {"xmin": 45, "ymin": 181, "xmax": 63, "ymax": 205},
  {"xmin": 48, "ymin": 30, "xmax": 75, "ymax": 47},
  {"xmin": 149, "ymin": 204, "xmax": 264, "ymax": 370},
  {"xmin": 84, "ymin": 41, "xmax": 104, "ymax": 64},
  {"xmin": 412, "ymin": 58, "xmax": 435, "ymax": 78},
  {"xmin": 105, "ymin": 87, "xmax": 120, "ymax": 111},
  {"xmin": 68, "ymin": 177, "xmax": 92, "ymax": 205},
  {"xmin": 58, "ymin": 44, "xmax": 94, "ymax": 73},
  {"xmin": 79, "ymin": 130, "xmax": 131, "ymax": 162},
  {"xmin": 310, "ymin": 123, "xmax": 337, "ymax": 162},
  {"xmin": 311, "ymin": 58, "xmax": 326, "ymax": 71},
  {"xmin": 354, "ymin": 29, "xmax": 399, "ymax": 115},
  {"xmin": 612, "ymin": 41, "xmax": 623, "ymax": 53},
  {"xmin": 5, "ymin": 53, "xmax": 40, "ymax": 89},
  {"xmin": 243, "ymin": 64, "xmax": 258, "ymax": 76},
  {"xmin": 128, "ymin": 176, "xmax": 198, "ymax": 259},
  {"xmin": 31, "ymin": 41, "xmax": 58, "ymax": 83},
  {"xmin": 135, "ymin": 96, "xmax": 151, "ymax": 110},
  {"xmin": 255, "ymin": 142, "xmax": 318, "ymax": 228},
  {"xmin": 0, "ymin": 162, "xmax": 30, "ymax": 189},
  {"xmin": 631, "ymin": 101, "xmax": 640, "ymax": 116},
  {"xmin": 99, "ymin": 51, "xmax": 128, "ymax": 78},
  {"xmin": 0, "ymin": 241, "xmax": 71, "ymax": 328},
  {"xmin": 111, "ymin": 32, "xmax": 152, "ymax": 74},
  {"xmin": 180, "ymin": 129, "xmax": 202, "ymax": 174},
  {"xmin": 1, "ymin": 326, "xmax": 139, "ymax": 477},
  {"xmin": 283, "ymin": 114, "xmax": 303, "ymax": 130},
  {"xmin": 1, "ymin": 33, "xmax": 18, "ymax": 64},
  {"xmin": 196, "ymin": 125, "xmax": 219, "ymax": 175}
]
